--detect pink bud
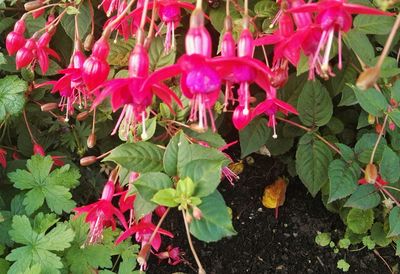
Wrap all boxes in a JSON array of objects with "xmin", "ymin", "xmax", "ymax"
[
  {"xmin": 237, "ymin": 29, "xmax": 253, "ymax": 58},
  {"xmin": 6, "ymin": 31, "xmax": 26, "ymax": 55},
  {"xmin": 72, "ymin": 50, "xmax": 86, "ymax": 69},
  {"xmin": 185, "ymin": 10, "xmax": 211, "ymax": 57},
  {"xmin": 82, "ymin": 57, "xmax": 110, "ymax": 90},
  {"xmin": 92, "ymin": 37, "xmax": 110, "ymax": 60},
  {"xmin": 16, "ymin": 38, "xmax": 37, "ymax": 69},
  {"xmin": 33, "ymin": 143, "xmax": 45, "ymax": 156},
  {"xmin": 221, "ymin": 31, "xmax": 236, "ymax": 57},
  {"xmin": 232, "ymin": 105, "xmax": 252, "ymax": 130},
  {"xmin": 155, "ymin": 206, "xmax": 167, "ymax": 217},
  {"xmin": 101, "ymin": 181, "xmax": 115, "ymax": 201},
  {"xmin": 192, "ymin": 206, "xmax": 202, "ymax": 220},
  {"xmin": 389, "ymin": 121, "xmax": 396, "ymax": 131},
  {"xmin": 129, "ymin": 44, "xmax": 149, "ymax": 78},
  {"xmin": 37, "ymin": 32, "xmax": 52, "ymax": 47}
]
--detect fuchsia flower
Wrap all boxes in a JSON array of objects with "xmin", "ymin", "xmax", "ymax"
[
  {"xmin": 252, "ymin": 88, "xmax": 298, "ymax": 138},
  {"xmin": 37, "ymin": 50, "xmax": 88, "ymax": 120},
  {"xmin": 288, "ymin": 0, "xmax": 392, "ymax": 78},
  {"xmin": 359, "ymin": 176, "xmax": 389, "ymax": 189},
  {"xmin": 93, "ymin": 43, "xmax": 182, "ymax": 138},
  {"xmin": 155, "ymin": 245, "xmax": 184, "ymax": 265},
  {"xmin": 74, "ymin": 181, "xmax": 128, "ymax": 245},
  {"xmin": 15, "ymin": 31, "xmax": 60, "ymax": 74},
  {"xmin": 99, "ymin": 0, "xmax": 122, "ymax": 16},
  {"xmin": 116, "ymin": 213, "xmax": 173, "ymax": 251},
  {"xmin": 118, "ymin": 190, "xmax": 136, "ymax": 213},
  {"xmin": 82, "ymin": 37, "xmax": 110, "ymax": 90},
  {"xmin": 221, "ymin": 16, "xmax": 236, "ymax": 109},
  {"xmin": 6, "ymin": 20, "xmax": 26, "ymax": 55},
  {"xmin": 33, "ymin": 142, "xmax": 65, "ymax": 167}
]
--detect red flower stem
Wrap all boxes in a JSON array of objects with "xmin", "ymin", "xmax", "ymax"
[
  {"xmin": 145, "ymin": 0, "xmax": 158, "ymax": 47},
  {"xmin": 88, "ymin": 0, "xmax": 95, "ymax": 35},
  {"xmin": 182, "ymin": 209, "xmax": 205, "ymax": 274},
  {"xmin": 21, "ymin": 3, "xmax": 62, "ymax": 19},
  {"xmin": 35, "ymin": 8, "xmax": 68, "ymax": 34},
  {"xmin": 22, "ymin": 109, "xmax": 37, "ymax": 144},
  {"xmin": 91, "ymin": 108, "xmax": 96, "ymax": 135},
  {"xmin": 380, "ymin": 186, "xmax": 400, "ymax": 208},
  {"xmin": 96, "ymin": 150, "xmax": 112, "ymax": 160},
  {"xmin": 369, "ymin": 114, "xmax": 388, "ymax": 164},
  {"xmin": 277, "ymin": 117, "xmax": 342, "ymax": 156},
  {"xmin": 139, "ymin": 0, "xmax": 150, "ymax": 30},
  {"xmin": 376, "ymin": 13, "xmax": 400, "ymax": 69},
  {"xmin": 103, "ymin": 0, "xmax": 137, "ymax": 38}
]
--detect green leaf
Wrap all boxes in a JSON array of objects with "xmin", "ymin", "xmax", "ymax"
[
  {"xmin": 351, "ymin": 85, "xmax": 388, "ymax": 117},
  {"xmin": 65, "ymin": 245, "xmax": 113, "ymax": 273},
  {"xmin": 181, "ymin": 160, "xmax": 223, "ymax": 198},
  {"xmin": 338, "ymin": 238, "xmax": 351, "ymax": 249},
  {"xmin": 328, "ymin": 160, "xmax": 359, "ymax": 203},
  {"xmin": 354, "ymin": 133, "xmax": 387, "ymax": 163},
  {"xmin": 163, "ymin": 131, "xmax": 186, "ymax": 176},
  {"xmin": 0, "ymin": 75, "xmax": 27, "ymax": 122},
  {"xmin": 336, "ymin": 143, "xmax": 356, "ymax": 161},
  {"xmin": 391, "ymin": 80, "xmax": 400, "ymax": 102},
  {"xmin": 149, "ymin": 37, "xmax": 176, "ymax": 71},
  {"xmin": 61, "ymin": 2, "xmax": 90, "ymax": 40},
  {"xmin": 315, "ymin": 232, "xmax": 331, "ymax": 247},
  {"xmin": 108, "ymin": 39, "xmax": 135, "ymax": 66},
  {"xmin": 189, "ymin": 191, "xmax": 236, "ymax": 242},
  {"xmin": 254, "ymin": 0, "xmax": 279, "ymax": 18},
  {"xmin": 183, "ymin": 128, "xmax": 226, "ymax": 148},
  {"xmin": 152, "ymin": 188, "xmax": 179, "ymax": 207},
  {"xmin": 6, "ymin": 215, "xmax": 74, "ymax": 274},
  {"xmin": 344, "ymin": 184, "xmax": 381, "ymax": 209},
  {"xmin": 371, "ymin": 222, "xmax": 391, "ymax": 247},
  {"xmin": 353, "ymin": 15, "xmax": 395, "ymax": 35},
  {"xmin": 8, "ymin": 155, "xmax": 79, "ymax": 214},
  {"xmin": 388, "ymin": 206, "xmax": 400, "ymax": 237},
  {"xmin": 239, "ymin": 117, "xmax": 271, "ymax": 158},
  {"xmin": 297, "ymin": 80, "xmax": 333, "ymax": 127},
  {"xmin": 362, "ymin": 235, "xmax": 376, "ymax": 249},
  {"xmin": 380, "ymin": 146, "xmax": 400, "ymax": 183},
  {"xmin": 347, "ymin": 208, "xmax": 374, "ymax": 234},
  {"xmin": 105, "ymin": 142, "xmax": 164, "ymax": 173},
  {"xmin": 337, "ymin": 259, "xmax": 350, "ymax": 272},
  {"xmin": 134, "ymin": 172, "xmax": 173, "ymax": 202},
  {"xmin": 388, "ymin": 109, "xmax": 400, "ymax": 129},
  {"xmin": 296, "ymin": 135, "xmax": 333, "ymax": 197},
  {"xmin": 343, "ymin": 30, "xmax": 374, "ymax": 65},
  {"xmin": 136, "ymin": 117, "xmax": 157, "ymax": 141},
  {"xmin": 134, "ymin": 194, "xmax": 157, "ymax": 220}
]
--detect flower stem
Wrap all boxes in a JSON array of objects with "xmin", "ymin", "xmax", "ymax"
[
  {"xmin": 369, "ymin": 114, "xmax": 388, "ymax": 164},
  {"xmin": 22, "ymin": 109, "xmax": 37, "ymax": 144},
  {"xmin": 380, "ymin": 186, "xmax": 400, "ymax": 208},
  {"xmin": 182, "ymin": 209, "xmax": 206, "ymax": 274},
  {"xmin": 103, "ymin": 0, "xmax": 136, "ymax": 38},
  {"xmin": 376, "ymin": 13, "xmax": 400, "ymax": 69}
]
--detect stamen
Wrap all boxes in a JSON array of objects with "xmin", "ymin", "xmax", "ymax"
[
  {"xmin": 321, "ymin": 29, "xmax": 334, "ymax": 74},
  {"xmin": 140, "ymin": 111, "xmax": 148, "ymax": 140}
]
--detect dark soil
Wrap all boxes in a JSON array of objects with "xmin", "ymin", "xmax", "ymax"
[{"xmin": 147, "ymin": 153, "xmax": 397, "ymax": 274}]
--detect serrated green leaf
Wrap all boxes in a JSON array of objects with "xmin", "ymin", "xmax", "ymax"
[
  {"xmin": 380, "ymin": 146, "xmax": 400, "ymax": 183},
  {"xmin": 296, "ymin": 136, "xmax": 333, "ymax": 197},
  {"xmin": 108, "ymin": 39, "xmax": 135, "ymax": 66},
  {"xmin": 328, "ymin": 160, "xmax": 359, "ymax": 203},
  {"xmin": 181, "ymin": 160, "xmax": 223, "ymax": 198},
  {"xmin": 163, "ymin": 131, "xmax": 187, "ymax": 176},
  {"xmin": 65, "ymin": 244, "xmax": 113, "ymax": 274},
  {"xmin": 371, "ymin": 222, "xmax": 391, "ymax": 247},
  {"xmin": 134, "ymin": 194, "xmax": 157, "ymax": 220},
  {"xmin": 337, "ymin": 258, "xmax": 350, "ymax": 271},
  {"xmin": 61, "ymin": 2, "xmax": 90, "ymax": 40},
  {"xmin": 354, "ymin": 133, "xmax": 387, "ymax": 163},
  {"xmin": 134, "ymin": 172, "xmax": 173, "ymax": 202},
  {"xmin": 105, "ymin": 142, "xmax": 164, "ymax": 173},
  {"xmin": 189, "ymin": 191, "xmax": 236, "ymax": 242},
  {"xmin": 351, "ymin": 85, "xmax": 388, "ymax": 117},
  {"xmin": 347, "ymin": 208, "xmax": 374, "ymax": 234},
  {"xmin": 254, "ymin": 0, "xmax": 279, "ymax": 18},
  {"xmin": 388, "ymin": 206, "xmax": 400, "ymax": 237},
  {"xmin": 151, "ymin": 188, "xmax": 179, "ymax": 207},
  {"xmin": 297, "ymin": 80, "xmax": 333, "ymax": 127},
  {"xmin": 353, "ymin": 15, "xmax": 395, "ymax": 35},
  {"xmin": 149, "ymin": 36, "xmax": 176, "ymax": 71},
  {"xmin": 0, "ymin": 75, "xmax": 27, "ymax": 122},
  {"xmin": 344, "ymin": 184, "xmax": 381, "ymax": 209},
  {"xmin": 239, "ymin": 117, "xmax": 271, "ymax": 158},
  {"xmin": 391, "ymin": 80, "xmax": 400, "ymax": 102},
  {"xmin": 336, "ymin": 143, "xmax": 355, "ymax": 161},
  {"xmin": 388, "ymin": 109, "xmax": 400, "ymax": 129},
  {"xmin": 343, "ymin": 30, "xmax": 374, "ymax": 65},
  {"xmin": 183, "ymin": 128, "xmax": 226, "ymax": 148},
  {"xmin": 315, "ymin": 232, "xmax": 331, "ymax": 247}
]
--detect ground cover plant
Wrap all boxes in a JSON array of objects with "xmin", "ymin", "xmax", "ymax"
[{"xmin": 0, "ymin": 0, "xmax": 400, "ymax": 272}]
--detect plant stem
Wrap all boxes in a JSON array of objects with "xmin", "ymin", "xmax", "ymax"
[
  {"xmin": 103, "ymin": 0, "xmax": 136, "ymax": 38},
  {"xmin": 22, "ymin": 110, "xmax": 37, "ymax": 143},
  {"xmin": 182, "ymin": 210, "xmax": 205, "ymax": 274},
  {"xmin": 376, "ymin": 13, "xmax": 400, "ymax": 69},
  {"xmin": 276, "ymin": 117, "xmax": 342, "ymax": 156},
  {"xmin": 369, "ymin": 114, "xmax": 388, "ymax": 164}
]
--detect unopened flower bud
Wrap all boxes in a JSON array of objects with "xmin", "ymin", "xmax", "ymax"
[
  {"xmin": 189, "ymin": 123, "xmax": 207, "ymax": 133},
  {"xmin": 368, "ymin": 114, "xmax": 375, "ymax": 124},
  {"xmin": 185, "ymin": 211, "xmax": 193, "ymax": 223},
  {"xmin": 84, "ymin": 34, "xmax": 95, "ymax": 51},
  {"xmin": 80, "ymin": 156, "xmax": 97, "ymax": 166},
  {"xmin": 87, "ymin": 133, "xmax": 96, "ymax": 148},
  {"xmin": 76, "ymin": 111, "xmax": 90, "ymax": 121},
  {"xmin": 192, "ymin": 206, "xmax": 202, "ymax": 220},
  {"xmin": 24, "ymin": 0, "xmax": 43, "ymax": 11},
  {"xmin": 365, "ymin": 163, "xmax": 378, "ymax": 184},
  {"xmin": 33, "ymin": 143, "xmax": 45, "ymax": 156},
  {"xmin": 41, "ymin": 102, "xmax": 58, "ymax": 112},
  {"xmin": 389, "ymin": 121, "xmax": 396, "ymax": 131},
  {"xmin": 356, "ymin": 67, "xmax": 380, "ymax": 91},
  {"xmin": 375, "ymin": 123, "xmax": 384, "ymax": 134},
  {"xmin": 137, "ymin": 243, "xmax": 151, "ymax": 267}
]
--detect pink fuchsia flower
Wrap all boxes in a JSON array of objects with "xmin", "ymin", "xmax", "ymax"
[
  {"xmin": 6, "ymin": 20, "xmax": 26, "ymax": 55},
  {"xmin": 185, "ymin": 9, "xmax": 212, "ymax": 57},
  {"xmin": 93, "ymin": 43, "xmax": 182, "ymax": 139},
  {"xmin": 74, "ymin": 181, "xmax": 128, "ymax": 245},
  {"xmin": 252, "ymin": 88, "xmax": 298, "ymax": 138},
  {"xmin": 221, "ymin": 16, "xmax": 236, "ymax": 109},
  {"xmin": 0, "ymin": 148, "xmax": 7, "ymax": 169},
  {"xmin": 288, "ymin": 0, "xmax": 392, "ymax": 77},
  {"xmin": 155, "ymin": 245, "xmax": 184, "ymax": 265},
  {"xmin": 33, "ymin": 142, "xmax": 65, "ymax": 167},
  {"xmin": 82, "ymin": 37, "xmax": 110, "ymax": 90},
  {"xmin": 115, "ymin": 214, "xmax": 173, "ymax": 251},
  {"xmin": 118, "ymin": 190, "xmax": 136, "ymax": 213},
  {"xmin": 99, "ymin": 0, "xmax": 121, "ymax": 16}
]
